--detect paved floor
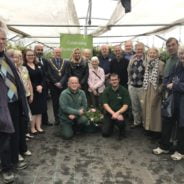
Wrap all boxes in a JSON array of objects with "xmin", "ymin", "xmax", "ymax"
[{"xmin": 1, "ymin": 102, "xmax": 184, "ymax": 184}]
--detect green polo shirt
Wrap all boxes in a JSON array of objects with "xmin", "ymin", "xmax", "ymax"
[{"xmin": 102, "ymin": 85, "xmax": 130, "ymax": 112}]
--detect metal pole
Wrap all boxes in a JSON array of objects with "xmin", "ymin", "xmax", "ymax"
[
  {"xmin": 8, "ymin": 23, "xmax": 184, "ymax": 27},
  {"xmin": 85, "ymin": 0, "xmax": 92, "ymax": 35}
]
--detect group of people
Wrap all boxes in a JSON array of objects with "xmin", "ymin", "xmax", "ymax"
[{"xmin": 1, "ymin": 20, "xmax": 184, "ymax": 184}]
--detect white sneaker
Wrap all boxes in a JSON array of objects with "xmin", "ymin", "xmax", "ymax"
[
  {"xmin": 171, "ymin": 151, "xmax": 184, "ymax": 160},
  {"xmin": 153, "ymin": 147, "xmax": 169, "ymax": 155},
  {"xmin": 26, "ymin": 133, "xmax": 34, "ymax": 139},
  {"xmin": 23, "ymin": 150, "xmax": 32, "ymax": 156},
  {"xmin": 2, "ymin": 171, "xmax": 15, "ymax": 184},
  {"xmin": 18, "ymin": 154, "xmax": 24, "ymax": 162},
  {"xmin": 26, "ymin": 137, "xmax": 30, "ymax": 141}
]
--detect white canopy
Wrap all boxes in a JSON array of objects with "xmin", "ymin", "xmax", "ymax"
[{"xmin": 1, "ymin": 0, "xmax": 184, "ymax": 48}]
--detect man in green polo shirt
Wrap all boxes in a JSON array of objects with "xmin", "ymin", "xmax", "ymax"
[
  {"xmin": 102, "ymin": 73, "xmax": 130, "ymax": 139},
  {"xmin": 59, "ymin": 76, "xmax": 88, "ymax": 139}
]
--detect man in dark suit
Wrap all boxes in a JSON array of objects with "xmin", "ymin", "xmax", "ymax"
[
  {"xmin": 34, "ymin": 44, "xmax": 52, "ymax": 126},
  {"xmin": 47, "ymin": 48, "xmax": 69, "ymax": 125}
]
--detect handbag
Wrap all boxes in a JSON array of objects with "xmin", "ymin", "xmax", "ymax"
[{"xmin": 161, "ymin": 92, "xmax": 174, "ymax": 118}]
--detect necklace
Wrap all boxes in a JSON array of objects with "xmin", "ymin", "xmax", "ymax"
[{"xmin": 49, "ymin": 59, "xmax": 65, "ymax": 76}]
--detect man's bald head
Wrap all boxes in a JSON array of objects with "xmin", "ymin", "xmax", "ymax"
[
  {"xmin": 68, "ymin": 76, "xmax": 80, "ymax": 92},
  {"xmin": 124, "ymin": 40, "xmax": 133, "ymax": 53},
  {"xmin": 53, "ymin": 48, "xmax": 62, "ymax": 58},
  {"xmin": 34, "ymin": 44, "xmax": 44, "ymax": 57}
]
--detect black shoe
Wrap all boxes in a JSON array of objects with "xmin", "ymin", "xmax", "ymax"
[
  {"xmin": 48, "ymin": 123, "xmax": 53, "ymax": 126},
  {"xmin": 117, "ymin": 131, "xmax": 127, "ymax": 140},
  {"xmin": 43, "ymin": 122, "xmax": 53, "ymax": 126},
  {"xmin": 130, "ymin": 124, "xmax": 141, "ymax": 129},
  {"xmin": 37, "ymin": 130, "xmax": 45, "ymax": 134},
  {"xmin": 54, "ymin": 121, "xmax": 60, "ymax": 126},
  {"xmin": 2, "ymin": 171, "xmax": 15, "ymax": 184}
]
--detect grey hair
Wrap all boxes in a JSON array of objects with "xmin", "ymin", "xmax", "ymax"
[
  {"xmin": 178, "ymin": 45, "xmax": 184, "ymax": 54},
  {"xmin": 91, "ymin": 56, "xmax": 99, "ymax": 64}
]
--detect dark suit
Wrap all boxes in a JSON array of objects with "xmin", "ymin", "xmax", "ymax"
[
  {"xmin": 37, "ymin": 57, "xmax": 50, "ymax": 125},
  {"xmin": 47, "ymin": 58, "xmax": 69, "ymax": 124},
  {"xmin": 110, "ymin": 57, "xmax": 129, "ymax": 88}
]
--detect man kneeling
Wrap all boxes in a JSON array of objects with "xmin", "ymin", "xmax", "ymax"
[
  {"xmin": 59, "ymin": 76, "xmax": 88, "ymax": 139},
  {"xmin": 102, "ymin": 73, "xmax": 130, "ymax": 139}
]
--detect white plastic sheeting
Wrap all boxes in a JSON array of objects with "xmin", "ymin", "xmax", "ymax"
[{"xmin": 0, "ymin": 0, "xmax": 184, "ymax": 48}]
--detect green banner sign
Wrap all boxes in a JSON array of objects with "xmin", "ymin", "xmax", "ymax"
[{"xmin": 60, "ymin": 34, "xmax": 93, "ymax": 59}]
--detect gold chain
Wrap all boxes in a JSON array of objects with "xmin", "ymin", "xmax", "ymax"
[{"xmin": 48, "ymin": 59, "xmax": 65, "ymax": 76}]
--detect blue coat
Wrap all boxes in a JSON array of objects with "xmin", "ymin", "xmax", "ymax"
[{"xmin": 166, "ymin": 63, "xmax": 184, "ymax": 127}]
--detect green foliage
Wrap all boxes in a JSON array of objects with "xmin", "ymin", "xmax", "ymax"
[
  {"xmin": 84, "ymin": 108, "xmax": 103, "ymax": 125},
  {"xmin": 7, "ymin": 42, "xmax": 28, "ymax": 53},
  {"xmin": 159, "ymin": 50, "xmax": 170, "ymax": 63},
  {"xmin": 92, "ymin": 47, "xmax": 100, "ymax": 56},
  {"xmin": 43, "ymin": 51, "xmax": 53, "ymax": 60}
]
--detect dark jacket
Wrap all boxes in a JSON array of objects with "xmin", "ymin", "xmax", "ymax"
[
  {"xmin": 98, "ymin": 54, "xmax": 114, "ymax": 75},
  {"xmin": 47, "ymin": 58, "xmax": 69, "ymax": 88},
  {"xmin": 68, "ymin": 59, "xmax": 89, "ymax": 87},
  {"xmin": 166, "ymin": 63, "xmax": 184, "ymax": 127},
  {"xmin": 0, "ymin": 76, "xmax": 14, "ymax": 133},
  {"xmin": 110, "ymin": 57, "xmax": 129, "ymax": 87},
  {"xmin": 37, "ymin": 57, "xmax": 49, "ymax": 83}
]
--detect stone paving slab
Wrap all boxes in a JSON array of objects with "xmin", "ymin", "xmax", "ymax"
[
  {"xmin": 1, "ymin": 127, "xmax": 184, "ymax": 184},
  {"xmin": 1, "ymin": 100, "xmax": 184, "ymax": 183}
]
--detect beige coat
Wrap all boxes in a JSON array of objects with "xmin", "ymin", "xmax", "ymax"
[{"xmin": 142, "ymin": 61, "xmax": 165, "ymax": 132}]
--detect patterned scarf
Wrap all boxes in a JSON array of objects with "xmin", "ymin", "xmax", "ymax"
[
  {"xmin": 143, "ymin": 59, "xmax": 159, "ymax": 90},
  {"xmin": 0, "ymin": 57, "xmax": 18, "ymax": 102}
]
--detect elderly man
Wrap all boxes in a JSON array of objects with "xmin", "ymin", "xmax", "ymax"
[
  {"xmin": 98, "ymin": 44, "xmax": 114, "ymax": 82},
  {"xmin": 59, "ymin": 76, "xmax": 88, "ymax": 140},
  {"xmin": 82, "ymin": 48, "xmax": 92, "ymax": 62},
  {"xmin": 102, "ymin": 73, "xmax": 130, "ymax": 140},
  {"xmin": 34, "ymin": 44, "xmax": 51, "ymax": 126},
  {"xmin": 127, "ymin": 42, "xmax": 146, "ymax": 128},
  {"xmin": 47, "ymin": 48, "xmax": 68, "ymax": 125},
  {"xmin": 122, "ymin": 40, "xmax": 135, "ymax": 61},
  {"xmin": 0, "ymin": 25, "xmax": 29, "ymax": 182},
  {"xmin": 110, "ymin": 45, "xmax": 129, "ymax": 88}
]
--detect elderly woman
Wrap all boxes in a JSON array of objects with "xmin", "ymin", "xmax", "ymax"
[
  {"xmin": 88, "ymin": 56, "xmax": 105, "ymax": 108},
  {"xmin": 13, "ymin": 50, "xmax": 33, "ymax": 104},
  {"xmin": 153, "ymin": 46, "xmax": 184, "ymax": 160},
  {"xmin": 142, "ymin": 48, "xmax": 165, "ymax": 137},
  {"xmin": 12, "ymin": 50, "xmax": 32, "ymax": 158}
]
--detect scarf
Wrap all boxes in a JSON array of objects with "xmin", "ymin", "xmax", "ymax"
[{"xmin": 143, "ymin": 59, "xmax": 159, "ymax": 90}]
